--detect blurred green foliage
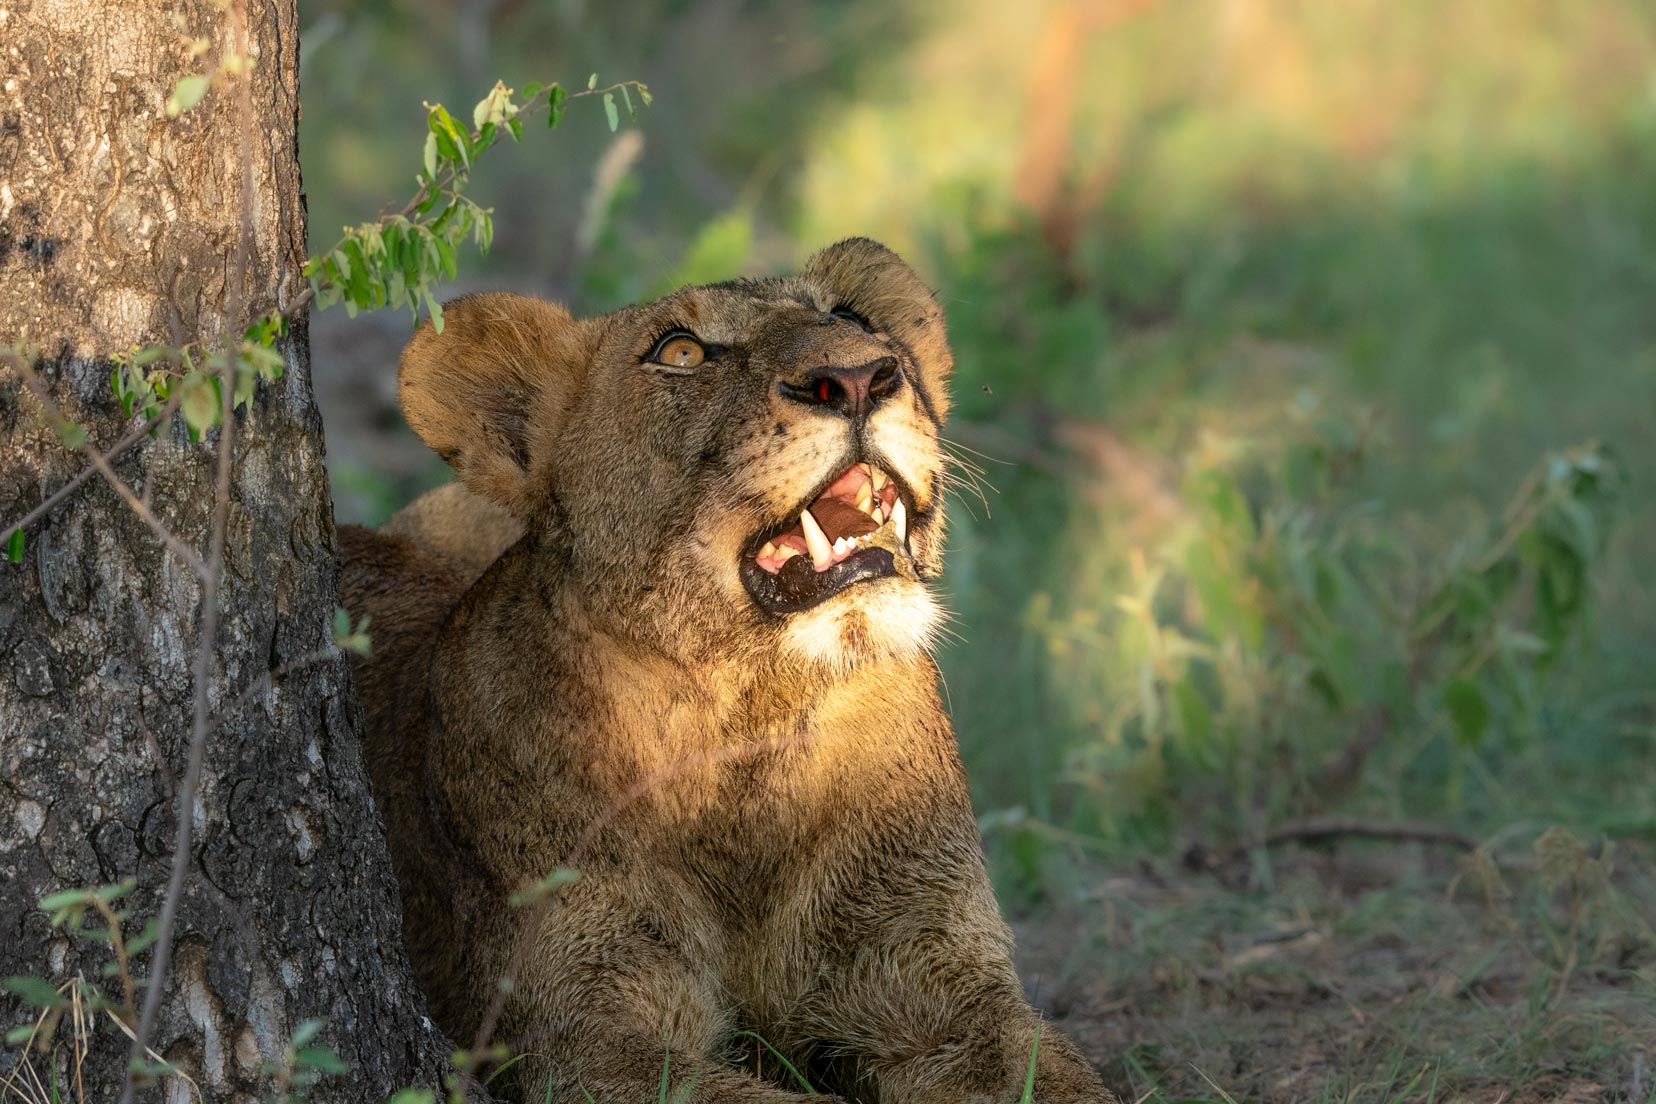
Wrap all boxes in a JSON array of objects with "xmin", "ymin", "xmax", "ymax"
[{"xmin": 299, "ymin": 0, "xmax": 1656, "ymax": 869}]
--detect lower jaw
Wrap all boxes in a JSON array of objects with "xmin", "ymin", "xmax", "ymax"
[{"xmin": 739, "ymin": 547, "xmax": 900, "ymax": 614}]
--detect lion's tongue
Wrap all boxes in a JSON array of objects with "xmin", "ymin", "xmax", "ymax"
[{"xmin": 809, "ymin": 496, "xmax": 879, "ymax": 542}]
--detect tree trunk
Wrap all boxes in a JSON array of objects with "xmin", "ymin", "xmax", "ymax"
[{"xmin": 0, "ymin": 0, "xmax": 452, "ymax": 1098}]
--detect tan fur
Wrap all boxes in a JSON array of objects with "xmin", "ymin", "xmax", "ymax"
[
  {"xmin": 381, "ymin": 481, "xmax": 522, "ymax": 584},
  {"xmin": 342, "ymin": 239, "xmax": 1116, "ymax": 1103}
]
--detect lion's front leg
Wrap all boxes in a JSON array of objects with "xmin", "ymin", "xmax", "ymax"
[
  {"xmin": 803, "ymin": 862, "xmax": 1117, "ymax": 1104},
  {"xmin": 502, "ymin": 890, "xmax": 830, "ymax": 1104}
]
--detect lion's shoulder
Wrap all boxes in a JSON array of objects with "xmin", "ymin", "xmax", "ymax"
[{"xmin": 380, "ymin": 481, "xmax": 524, "ymax": 585}]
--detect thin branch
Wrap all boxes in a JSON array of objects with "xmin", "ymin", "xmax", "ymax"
[
  {"xmin": 123, "ymin": 2, "xmax": 253, "ymax": 1093},
  {"xmin": 278, "ymin": 78, "xmax": 646, "ymax": 316},
  {"xmin": 1307, "ymin": 703, "xmax": 1392, "ymax": 808},
  {"xmin": 208, "ymin": 646, "xmax": 339, "ymax": 733},
  {"xmin": 1264, "ymin": 816, "xmax": 1478, "ymax": 853},
  {"xmin": 0, "ymin": 393, "xmax": 181, "ymax": 550},
  {"xmin": 88, "ymin": 895, "xmax": 137, "ymax": 1020},
  {"xmin": 3, "ymin": 78, "xmax": 646, "ymax": 548},
  {"xmin": 5, "ymin": 355, "xmax": 207, "ymax": 578}
]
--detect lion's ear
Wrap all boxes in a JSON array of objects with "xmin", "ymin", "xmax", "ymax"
[{"xmin": 398, "ymin": 293, "xmax": 590, "ymax": 517}]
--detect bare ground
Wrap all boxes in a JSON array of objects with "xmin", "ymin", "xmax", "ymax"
[{"xmin": 1014, "ymin": 835, "xmax": 1656, "ymax": 1103}]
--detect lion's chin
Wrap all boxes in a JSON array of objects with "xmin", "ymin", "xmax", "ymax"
[{"xmin": 777, "ymin": 576, "xmax": 943, "ymax": 672}]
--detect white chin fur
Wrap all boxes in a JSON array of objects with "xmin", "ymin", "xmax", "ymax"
[{"xmin": 778, "ymin": 577, "xmax": 943, "ymax": 671}]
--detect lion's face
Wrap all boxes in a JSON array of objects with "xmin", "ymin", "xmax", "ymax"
[{"xmin": 399, "ymin": 239, "xmax": 952, "ymax": 671}]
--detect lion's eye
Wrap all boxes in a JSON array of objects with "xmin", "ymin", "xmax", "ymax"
[
  {"xmin": 831, "ymin": 306, "xmax": 874, "ymax": 333},
  {"xmin": 650, "ymin": 333, "xmax": 706, "ymax": 369}
]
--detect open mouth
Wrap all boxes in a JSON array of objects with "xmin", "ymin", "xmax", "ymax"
[{"xmin": 738, "ymin": 462, "xmax": 916, "ymax": 614}]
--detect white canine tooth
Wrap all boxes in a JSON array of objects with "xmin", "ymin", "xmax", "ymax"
[
  {"xmin": 892, "ymin": 499, "xmax": 907, "ymax": 542},
  {"xmin": 800, "ymin": 508, "xmax": 833, "ymax": 569},
  {"xmin": 871, "ymin": 506, "xmax": 883, "ymax": 526}
]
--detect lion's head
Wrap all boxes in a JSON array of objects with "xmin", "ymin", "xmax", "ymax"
[{"xmin": 398, "ymin": 238, "xmax": 952, "ymax": 671}]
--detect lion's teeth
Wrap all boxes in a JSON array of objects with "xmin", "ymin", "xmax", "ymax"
[
  {"xmin": 871, "ymin": 467, "xmax": 889, "ymax": 491},
  {"xmin": 759, "ymin": 540, "xmax": 777, "ymax": 560},
  {"xmin": 833, "ymin": 536, "xmax": 846, "ymax": 557},
  {"xmin": 871, "ymin": 505, "xmax": 883, "ymax": 526},
  {"xmin": 801, "ymin": 508, "xmax": 833, "ymax": 569},
  {"xmin": 892, "ymin": 499, "xmax": 907, "ymax": 543},
  {"xmin": 777, "ymin": 546, "xmax": 800, "ymax": 563},
  {"xmin": 855, "ymin": 484, "xmax": 873, "ymax": 512}
]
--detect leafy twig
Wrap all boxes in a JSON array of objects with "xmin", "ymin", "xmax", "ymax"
[
  {"xmin": 0, "ymin": 393, "xmax": 182, "ymax": 554},
  {"xmin": 4, "ymin": 353, "xmax": 208, "ymax": 577},
  {"xmin": 3, "ymin": 76, "xmax": 647, "ymax": 549}
]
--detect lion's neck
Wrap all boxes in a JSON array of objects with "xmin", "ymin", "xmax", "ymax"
[{"xmin": 439, "ymin": 546, "xmax": 948, "ymax": 784}]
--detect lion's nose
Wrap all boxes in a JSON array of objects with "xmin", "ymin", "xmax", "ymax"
[{"xmin": 783, "ymin": 356, "xmax": 902, "ymax": 419}]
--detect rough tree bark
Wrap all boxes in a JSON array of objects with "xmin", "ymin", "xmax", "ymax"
[{"xmin": 0, "ymin": 0, "xmax": 452, "ymax": 1098}]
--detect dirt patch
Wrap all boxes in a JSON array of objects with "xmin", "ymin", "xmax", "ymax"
[{"xmin": 1015, "ymin": 836, "xmax": 1656, "ymax": 1102}]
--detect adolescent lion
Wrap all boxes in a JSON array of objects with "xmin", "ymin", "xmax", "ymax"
[{"xmin": 340, "ymin": 238, "xmax": 1115, "ymax": 1103}]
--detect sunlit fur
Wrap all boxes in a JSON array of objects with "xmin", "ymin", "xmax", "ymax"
[
  {"xmin": 341, "ymin": 239, "xmax": 1116, "ymax": 1104},
  {"xmin": 777, "ymin": 576, "xmax": 945, "ymax": 672}
]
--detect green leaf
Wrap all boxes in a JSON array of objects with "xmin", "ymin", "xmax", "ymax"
[
  {"xmin": 1192, "ymin": 469, "xmax": 1255, "ymax": 542},
  {"xmin": 508, "ymin": 867, "xmax": 581, "ymax": 907},
  {"xmin": 472, "ymin": 80, "xmax": 514, "ymax": 129},
  {"xmin": 603, "ymin": 93, "xmax": 619, "ymax": 133},
  {"xmin": 1019, "ymin": 1025, "xmax": 1041, "ymax": 1104},
  {"xmin": 165, "ymin": 74, "xmax": 211, "ymax": 117},
  {"xmin": 427, "ymin": 295, "xmax": 444, "ymax": 334},
  {"xmin": 126, "ymin": 918, "xmax": 160, "ymax": 956},
  {"xmin": 587, "ymin": 72, "xmax": 598, "ymax": 90},
  {"xmin": 36, "ymin": 887, "xmax": 94, "ymax": 913},
  {"xmin": 233, "ymin": 361, "xmax": 257, "ymax": 410},
  {"xmin": 520, "ymin": 80, "xmax": 542, "ymax": 102},
  {"xmin": 6, "ymin": 528, "xmax": 23, "ymax": 565},
  {"xmin": 1184, "ymin": 541, "xmax": 1263, "ymax": 653},
  {"xmin": 1443, "ymin": 678, "xmax": 1490, "ymax": 747},
  {"xmin": 332, "ymin": 607, "xmax": 351, "ymax": 643},
  {"xmin": 6, "ymin": 1024, "xmax": 38, "ymax": 1045},
  {"xmin": 483, "ymin": 1053, "xmax": 531, "ymax": 1087},
  {"xmin": 638, "ymin": 84, "xmax": 653, "ymax": 106},
  {"xmin": 1172, "ymin": 677, "xmax": 1214, "ymax": 756},
  {"xmin": 732, "ymin": 1031, "xmax": 815, "ymax": 1094},
  {"xmin": 432, "ymin": 234, "xmax": 457, "ymax": 281},
  {"xmin": 54, "ymin": 419, "xmax": 87, "ymax": 450},
  {"xmin": 343, "ymin": 239, "xmax": 372, "ymax": 309},
  {"xmin": 428, "ymin": 106, "xmax": 468, "ymax": 170},
  {"xmin": 547, "ymin": 85, "xmax": 567, "ymax": 128},
  {"xmin": 290, "ymin": 1019, "xmax": 326, "ymax": 1049},
  {"xmin": 423, "ymin": 132, "xmax": 437, "ymax": 181},
  {"xmin": 4, "ymin": 975, "xmax": 66, "ymax": 1010},
  {"xmin": 387, "ymin": 1091, "xmax": 437, "ymax": 1104},
  {"xmin": 179, "ymin": 372, "xmax": 221, "ymax": 437},
  {"xmin": 620, "ymin": 83, "xmax": 634, "ymax": 119}
]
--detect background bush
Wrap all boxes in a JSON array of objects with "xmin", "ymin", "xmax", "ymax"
[{"xmin": 299, "ymin": 0, "xmax": 1656, "ymax": 878}]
